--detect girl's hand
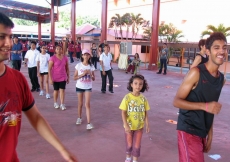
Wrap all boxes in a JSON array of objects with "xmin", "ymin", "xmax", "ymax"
[
  {"xmin": 146, "ymin": 125, "xmax": 150, "ymax": 133},
  {"xmin": 91, "ymin": 75, "xmax": 95, "ymax": 81},
  {"xmin": 66, "ymin": 77, "xmax": 69, "ymax": 84},
  {"xmin": 60, "ymin": 148, "xmax": 78, "ymax": 162},
  {"xmin": 124, "ymin": 125, "xmax": 131, "ymax": 133},
  {"xmin": 49, "ymin": 78, "xmax": 53, "ymax": 85}
]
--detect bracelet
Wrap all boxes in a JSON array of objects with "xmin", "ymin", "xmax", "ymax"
[{"xmin": 206, "ymin": 103, "xmax": 208, "ymax": 112}]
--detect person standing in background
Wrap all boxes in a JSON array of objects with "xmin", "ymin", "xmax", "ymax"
[
  {"xmin": 91, "ymin": 43, "xmax": 98, "ymax": 69},
  {"xmin": 21, "ymin": 39, "xmax": 28, "ymax": 64},
  {"xmin": 157, "ymin": 43, "xmax": 168, "ymax": 75},
  {"xmin": 75, "ymin": 38, "xmax": 82, "ymax": 61},
  {"xmin": 99, "ymin": 44, "xmax": 114, "ymax": 93},
  {"xmin": 11, "ymin": 36, "xmax": 22, "ymax": 71},
  {"xmin": 190, "ymin": 39, "xmax": 208, "ymax": 68},
  {"xmin": 24, "ymin": 41, "xmax": 40, "ymax": 92},
  {"xmin": 68, "ymin": 41, "xmax": 74, "ymax": 63},
  {"xmin": 47, "ymin": 40, "xmax": 55, "ymax": 57}
]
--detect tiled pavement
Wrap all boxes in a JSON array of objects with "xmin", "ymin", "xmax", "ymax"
[{"xmin": 12, "ymin": 59, "xmax": 230, "ymax": 162}]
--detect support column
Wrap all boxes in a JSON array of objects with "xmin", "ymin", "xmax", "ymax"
[
  {"xmin": 51, "ymin": 0, "xmax": 55, "ymax": 45},
  {"xmin": 71, "ymin": 0, "xmax": 76, "ymax": 43},
  {"xmin": 38, "ymin": 17, "xmax": 41, "ymax": 41},
  {"xmin": 101, "ymin": 0, "xmax": 108, "ymax": 43},
  {"xmin": 71, "ymin": 0, "xmax": 76, "ymax": 56},
  {"xmin": 148, "ymin": 0, "xmax": 160, "ymax": 70}
]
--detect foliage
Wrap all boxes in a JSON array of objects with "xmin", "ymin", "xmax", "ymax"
[
  {"xmin": 10, "ymin": 11, "xmax": 100, "ymax": 29},
  {"xmin": 10, "ymin": 18, "xmax": 37, "ymax": 26},
  {"xmin": 201, "ymin": 24, "xmax": 230, "ymax": 37},
  {"xmin": 57, "ymin": 11, "xmax": 100, "ymax": 28},
  {"xmin": 109, "ymin": 13, "xmax": 145, "ymax": 40}
]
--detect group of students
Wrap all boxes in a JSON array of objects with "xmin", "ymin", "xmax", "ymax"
[{"xmin": 0, "ymin": 12, "xmax": 228, "ymax": 162}]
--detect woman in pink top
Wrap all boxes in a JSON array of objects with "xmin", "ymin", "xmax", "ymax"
[{"xmin": 48, "ymin": 45, "xmax": 69, "ymax": 110}]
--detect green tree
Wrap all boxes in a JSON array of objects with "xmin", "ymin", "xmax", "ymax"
[
  {"xmin": 110, "ymin": 14, "xmax": 125, "ymax": 39},
  {"xmin": 131, "ymin": 13, "xmax": 144, "ymax": 40},
  {"xmin": 10, "ymin": 18, "xmax": 37, "ymax": 26},
  {"xmin": 122, "ymin": 13, "xmax": 132, "ymax": 40},
  {"xmin": 56, "ymin": 11, "xmax": 100, "ymax": 29},
  {"xmin": 201, "ymin": 24, "xmax": 230, "ymax": 37}
]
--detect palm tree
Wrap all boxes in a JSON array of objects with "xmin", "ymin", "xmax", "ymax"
[
  {"xmin": 142, "ymin": 26, "xmax": 151, "ymax": 40},
  {"xmin": 201, "ymin": 24, "xmax": 230, "ymax": 37},
  {"xmin": 110, "ymin": 14, "xmax": 125, "ymax": 39},
  {"xmin": 122, "ymin": 13, "xmax": 132, "ymax": 40},
  {"xmin": 167, "ymin": 30, "xmax": 184, "ymax": 43},
  {"xmin": 131, "ymin": 13, "xmax": 144, "ymax": 40}
]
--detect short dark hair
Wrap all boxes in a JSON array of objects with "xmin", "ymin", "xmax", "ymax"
[
  {"xmin": 127, "ymin": 74, "xmax": 149, "ymax": 92},
  {"xmin": 31, "ymin": 41, "xmax": 36, "ymax": 45},
  {"xmin": 163, "ymin": 43, "xmax": 167, "ymax": 46},
  {"xmin": 0, "ymin": 12, "xmax": 14, "ymax": 28},
  {"xmin": 55, "ymin": 45, "xmax": 63, "ymax": 49},
  {"xmin": 198, "ymin": 39, "xmax": 206, "ymax": 50},
  {"xmin": 104, "ymin": 44, "xmax": 109, "ymax": 48},
  {"xmin": 205, "ymin": 32, "xmax": 227, "ymax": 50}
]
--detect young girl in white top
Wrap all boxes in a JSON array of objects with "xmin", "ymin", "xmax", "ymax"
[
  {"xmin": 119, "ymin": 74, "xmax": 150, "ymax": 162},
  {"xmin": 36, "ymin": 45, "xmax": 50, "ymax": 99},
  {"xmin": 74, "ymin": 49, "xmax": 95, "ymax": 130}
]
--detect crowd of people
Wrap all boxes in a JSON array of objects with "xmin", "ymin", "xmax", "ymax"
[{"xmin": 0, "ymin": 12, "xmax": 228, "ymax": 162}]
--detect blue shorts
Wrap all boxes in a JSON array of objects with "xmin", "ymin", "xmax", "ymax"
[{"xmin": 76, "ymin": 87, "xmax": 92, "ymax": 93}]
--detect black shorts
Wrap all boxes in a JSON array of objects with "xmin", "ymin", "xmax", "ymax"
[
  {"xmin": 40, "ymin": 72, "xmax": 48, "ymax": 76},
  {"xmin": 76, "ymin": 87, "xmax": 92, "ymax": 93},
  {"xmin": 53, "ymin": 81, "xmax": 66, "ymax": 90}
]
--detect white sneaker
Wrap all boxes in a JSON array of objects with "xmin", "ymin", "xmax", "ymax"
[
  {"xmin": 54, "ymin": 103, "xmax": 59, "ymax": 109},
  {"xmin": 46, "ymin": 94, "xmax": 50, "ymax": 99},
  {"xmin": 60, "ymin": 104, "xmax": 66, "ymax": 110},
  {"xmin": 76, "ymin": 118, "xmax": 82, "ymax": 125},
  {"xmin": 86, "ymin": 123, "xmax": 94, "ymax": 130},
  {"xmin": 39, "ymin": 90, "xmax": 44, "ymax": 96}
]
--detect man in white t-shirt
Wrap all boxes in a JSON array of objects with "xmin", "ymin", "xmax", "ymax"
[
  {"xmin": 24, "ymin": 41, "xmax": 40, "ymax": 92},
  {"xmin": 99, "ymin": 44, "xmax": 114, "ymax": 93}
]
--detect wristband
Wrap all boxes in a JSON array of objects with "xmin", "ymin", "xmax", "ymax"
[{"xmin": 206, "ymin": 103, "xmax": 208, "ymax": 112}]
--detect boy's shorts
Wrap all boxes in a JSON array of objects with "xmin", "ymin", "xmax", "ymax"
[
  {"xmin": 53, "ymin": 81, "xmax": 66, "ymax": 90},
  {"xmin": 178, "ymin": 130, "xmax": 206, "ymax": 162}
]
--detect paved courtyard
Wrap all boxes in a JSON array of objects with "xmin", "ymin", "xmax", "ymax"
[{"xmin": 13, "ymin": 60, "xmax": 230, "ymax": 162}]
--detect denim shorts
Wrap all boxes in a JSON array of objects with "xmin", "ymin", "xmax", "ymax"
[{"xmin": 76, "ymin": 87, "xmax": 92, "ymax": 93}]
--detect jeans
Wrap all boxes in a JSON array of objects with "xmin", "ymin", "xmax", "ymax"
[
  {"xmin": 28, "ymin": 67, "xmax": 40, "ymax": 90},
  {"xmin": 158, "ymin": 58, "xmax": 167, "ymax": 74},
  {"xmin": 125, "ymin": 128, "xmax": 143, "ymax": 157},
  {"xmin": 12, "ymin": 60, "xmax": 21, "ymax": 71},
  {"xmin": 100, "ymin": 69, "xmax": 113, "ymax": 92},
  {"xmin": 91, "ymin": 57, "xmax": 98, "ymax": 69},
  {"xmin": 69, "ymin": 51, "xmax": 74, "ymax": 63}
]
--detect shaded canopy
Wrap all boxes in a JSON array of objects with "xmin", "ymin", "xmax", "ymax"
[{"xmin": 0, "ymin": 0, "xmax": 61, "ymax": 23}]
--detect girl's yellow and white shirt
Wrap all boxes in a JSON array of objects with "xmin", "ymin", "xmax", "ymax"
[{"xmin": 119, "ymin": 93, "xmax": 150, "ymax": 130}]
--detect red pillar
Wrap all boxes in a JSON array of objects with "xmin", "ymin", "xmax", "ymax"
[
  {"xmin": 148, "ymin": 0, "xmax": 160, "ymax": 70},
  {"xmin": 38, "ymin": 17, "xmax": 41, "ymax": 41},
  {"xmin": 101, "ymin": 0, "xmax": 108, "ymax": 43},
  {"xmin": 71, "ymin": 0, "xmax": 76, "ymax": 43},
  {"xmin": 71, "ymin": 0, "xmax": 76, "ymax": 56},
  {"xmin": 51, "ymin": 0, "xmax": 55, "ymax": 45}
]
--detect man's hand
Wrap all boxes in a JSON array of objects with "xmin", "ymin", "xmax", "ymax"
[
  {"xmin": 102, "ymin": 71, "xmax": 106, "ymax": 75},
  {"xmin": 204, "ymin": 136, "xmax": 212, "ymax": 153},
  {"xmin": 207, "ymin": 101, "xmax": 222, "ymax": 114}
]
